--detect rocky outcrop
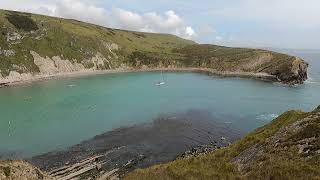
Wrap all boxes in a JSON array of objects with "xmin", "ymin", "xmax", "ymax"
[
  {"xmin": 0, "ymin": 71, "xmax": 33, "ymax": 85},
  {"xmin": 290, "ymin": 57, "xmax": 309, "ymax": 84},
  {"xmin": 0, "ymin": 51, "xmax": 115, "ymax": 85},
  {"xmin": 271, "ymin": 57, "xmax": 308, "ymax": 85},
  {"xmin": 0, "ymin": 47, "xmax": 16, "ymax": 57},
  {"xmin": 0, "ymin": 160, "xmax": 52, "ymax": 180}
]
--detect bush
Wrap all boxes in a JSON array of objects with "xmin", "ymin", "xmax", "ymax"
[{"xmin": 6, "ymin": 13, "xmax": 38, "ymax": 31}]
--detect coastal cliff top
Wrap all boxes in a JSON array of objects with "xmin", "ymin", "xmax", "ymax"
[
  {"xmin": 126, "ymin": 106, "xmax": 320, "ymax": 179},
  {"xmin": 0, "ymin": 9, "xmax": 308, "ymax": 85}
]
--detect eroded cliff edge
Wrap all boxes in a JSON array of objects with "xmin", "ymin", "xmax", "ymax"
[{"xmin": 0, "ymin": 10, "xmax": 308, "ymax": 86}]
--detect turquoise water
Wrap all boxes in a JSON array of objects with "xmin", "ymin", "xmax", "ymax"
[{"xmin": 0, "ymin": 52, "xmax": 320, "ymax": 158}]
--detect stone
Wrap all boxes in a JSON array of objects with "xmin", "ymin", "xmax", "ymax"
[{"xmin": 96, "ymin": 164, "xmax": 102, "ymax": 171}]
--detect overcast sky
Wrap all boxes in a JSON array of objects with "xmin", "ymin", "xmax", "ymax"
[{"xmin": 1, "ymin": 0, "xmax": 319, "ymax": 49}]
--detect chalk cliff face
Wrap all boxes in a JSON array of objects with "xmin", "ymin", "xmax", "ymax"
[{"xmin": 0, "ymin": 10, "xmax": 308, "ymax": 85}]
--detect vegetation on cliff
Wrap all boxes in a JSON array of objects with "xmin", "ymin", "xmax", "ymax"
[
  {"xmin": 1, "ymin": 106, "xmax": 319, "ymax": 179},
  {"xmin": 0, "ymin": 9, "xmax": 308, "ymax": 84},
  {"xmin": 126, "ymin": 106, "xmax": 320, "ymax": 179}
]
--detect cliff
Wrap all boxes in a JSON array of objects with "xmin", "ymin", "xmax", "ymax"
[
  {"xmin": 0, "ymin": 9, "xmax": 308, "ymax": 85},
  {"xmin": 126, "ymin": 106, "xmax": 320, "ymax": 179}
]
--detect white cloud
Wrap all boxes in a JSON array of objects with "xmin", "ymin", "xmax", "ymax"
[
  {"xmin": 3, "ymin": 0, "xmax": 319, "ymax": 48},
  {"xmin": 208, "ymin": 0, "xmax": 320, "ymax": 29},
  {"xmin": 185, "ymin": 27, "xmax": 195, "ymax": 37},
  {"xmin": 110, "ymin": 8, "xmax": 196, "ymax": 39},
  {"xmin": 0, "ymin": 0, "xmax": 196, "ymax": 40},
  {"xmin": 204, "ymin": 0, "xmax": 320, "ymax": 48}
]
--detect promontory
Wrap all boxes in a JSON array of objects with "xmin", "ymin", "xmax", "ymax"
[{"xmin": 0, "ymin": 9, "xmax": 308, "ymax": 86}]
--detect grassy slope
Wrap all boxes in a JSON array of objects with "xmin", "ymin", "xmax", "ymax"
[
  {"xmin": 126, "ymin": 107, "xmax": 320, "ymax": 179},
  {"xmin": 0, "ymin": 9, "xmax": 305, "ymax": 84},
  {"xmin": 0, "ymin": 9, "xmax": 194, "ymax": 76}
]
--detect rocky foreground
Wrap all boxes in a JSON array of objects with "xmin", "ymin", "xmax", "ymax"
[
  {"xmin": 0, "ymin": 160, "xmax": 51, "ymax": 180},
  {"xmin": 0, "ymin": 9, "xmax": 308, "ymax": 86},
  {"xmin": 126, "ymin": 106, "xmax": 320, "ymax": 180},
  {"xmin": 1, "ymin": 107, "xmax": 319, "ymax": 179}
]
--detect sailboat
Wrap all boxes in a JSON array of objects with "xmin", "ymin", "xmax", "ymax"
[{"xmin": 156, "ymin": 71, "xmax": 166, "ymax": 86}]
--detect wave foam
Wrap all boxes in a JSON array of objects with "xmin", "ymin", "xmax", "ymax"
[{"xmin": 256, "ymin": 113, "xmax": 279, "ymax": 121}]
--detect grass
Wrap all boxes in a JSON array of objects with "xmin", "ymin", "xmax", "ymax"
[
  {"xmin": 0, "ymin": 9, "xmax": 195, "ymax": 77},
  {"xmin": 125, "ymin": 109, "xmax": 320, "ymax": 180},
  {"xmin": 0, "ymin": 9, "xmax": 300, "ymax": 83}
]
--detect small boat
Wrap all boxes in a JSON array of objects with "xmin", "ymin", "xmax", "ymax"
[
  {"xmin": 156, "ymin": 71, "xmax": 166, "ymax": 86},
  {"xmin": 156, "ymin": 81, "xmax": 166, "ymax": 86}
]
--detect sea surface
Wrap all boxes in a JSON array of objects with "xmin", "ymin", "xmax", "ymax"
[{"xmin": 0, "ymin": 51, "xmax": 319, "ymax": 158}]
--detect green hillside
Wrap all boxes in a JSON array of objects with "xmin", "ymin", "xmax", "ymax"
[
  {"xmin": 0, "ymin": 10, "xmax": 193, "ymax": 76},
  {"xmin": 126, "ymin": 106, "xmax": 320, "ymax": 179},
  {"xmin": 0, "ymin": 9, "xmax": 308, "ymax": 84}
]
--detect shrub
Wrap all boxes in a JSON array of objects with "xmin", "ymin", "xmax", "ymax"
[{"xmin": 6, "ymin": 13, "xmax": 38, "ymax": 31}]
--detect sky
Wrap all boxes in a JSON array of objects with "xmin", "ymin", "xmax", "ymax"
[{"xmin": 0, "ymin": 0, "xmax": 320, "ymax": 49}]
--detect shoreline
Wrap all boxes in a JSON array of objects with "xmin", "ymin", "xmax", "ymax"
[
  {"xmin": 0, "ymin": 68, "xmax": 279, "ymax": 88},
  {"xmin": 28, "ymin": 110, "xmax": 242, "ymax": 179}
]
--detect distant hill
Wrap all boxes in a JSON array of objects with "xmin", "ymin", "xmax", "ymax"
[{"xmin": 0, "ymin": 9, "xmax": 308, "ymax": 85}]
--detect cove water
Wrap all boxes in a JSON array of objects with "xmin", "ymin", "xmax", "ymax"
[{"xmin": 0, "ymin": 51, "xmax": 319, "ymax": 158}]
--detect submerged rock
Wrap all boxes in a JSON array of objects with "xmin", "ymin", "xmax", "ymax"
[{"xmin": 29, "ymin": 110, "xmax": 241, "ymax": 179}]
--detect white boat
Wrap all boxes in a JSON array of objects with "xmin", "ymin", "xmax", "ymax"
[
  {"xmin": 156, "ymin": 71, "xmax": 166, "ymax": 86},
  {"xmin": 156, "ymin": 81, "xmax": 166, "ymax": 86}
]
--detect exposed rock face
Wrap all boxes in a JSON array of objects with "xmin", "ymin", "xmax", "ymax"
[
  {"xmin": 31, "ymin": 51, "xmax": 59, "ymax": 75},
  {"xmin": 91, "ymin": 52, "xmax": 111, "ymax": 70},
  {"xmin": 0, "ymin": 160, "xmax": 52, "ymax": 180},
  {"xmin": 0, "ymin": 51, "xmax": 115, "ymax": 84},
  {"xmin": 52, "ymin": 56, "xmax": 86, "ymax": 72},
  {"xmin": 31, "ymin": 51, "xmax": 88, "ymax": 74},
  {"xmin": 6, "ymin": 32, "xmax": 23, "ymax": 42},
  {"xmin": 267, "ymin": 56, "xmax": 308, "ymax": 85},
  {"xmin": 0, "ymin": 71, "xmax": 33, "ymax": 84},
  {"xmin": 31, "ymin": 51, "xmax": 111, "ymax": 74},
  {"xmin": 290, "ymin": 57, "xmax": 309, "ymax": 84},
  {"xmin": 0, "ymin": 47, "xmax": 16, "ymax": 57}
]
